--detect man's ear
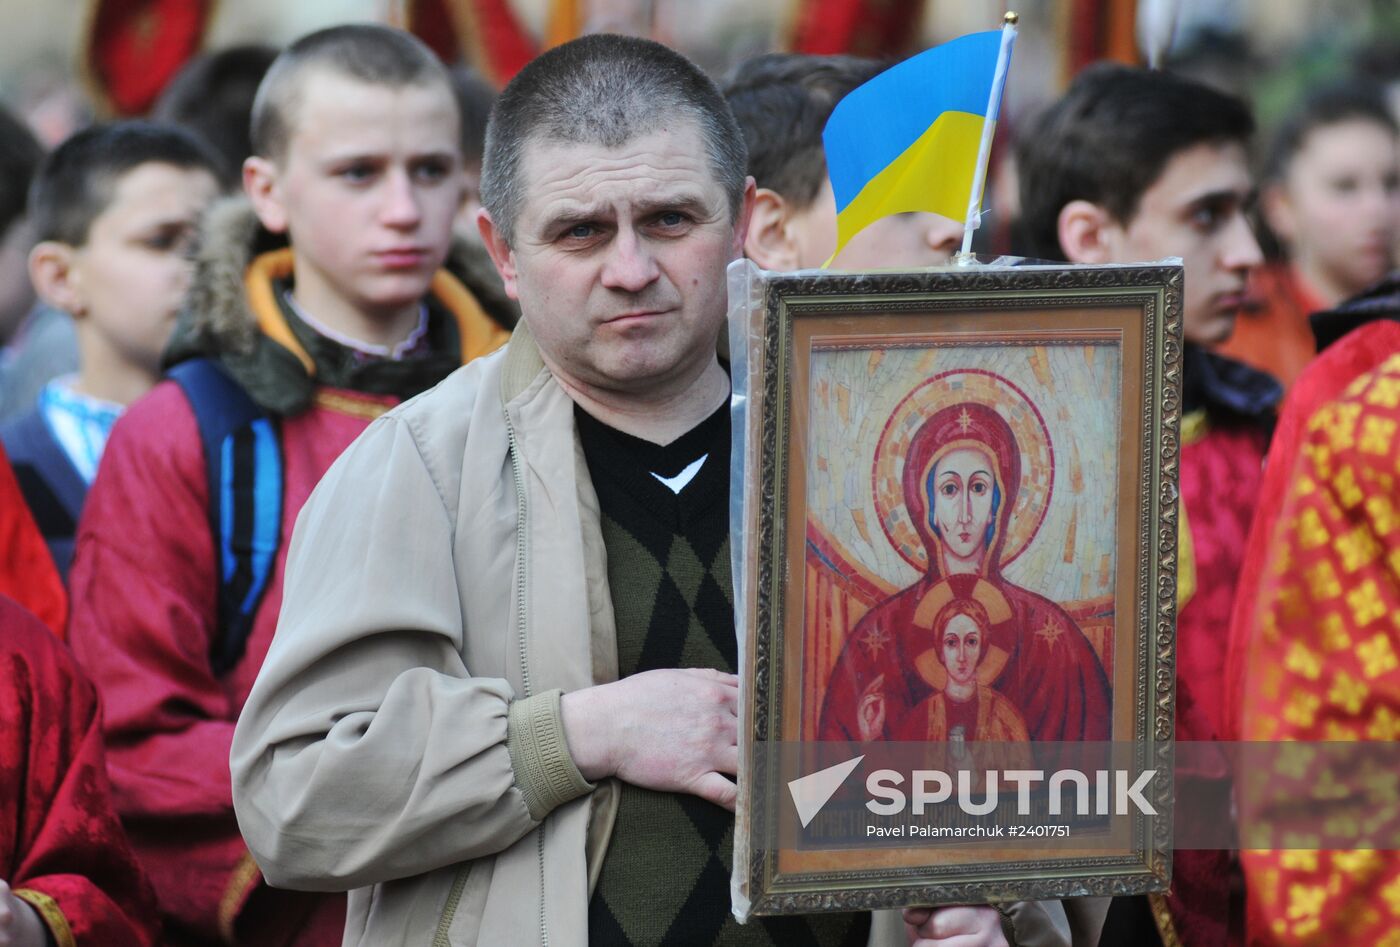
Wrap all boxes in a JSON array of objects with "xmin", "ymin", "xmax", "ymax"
[
  {"xmin": 243, "ymin": 156, "xmax": 288, "ymax": 234},
  {"xmin": 1056, "ymin": 199, "xmax": 1119, "ymax": 265},
  {"xmin": 744, "ymin": 186, "xmax": 801, "ymax": 272},
  {"xmin": 731, "ymin": 176, "xmax": 758, "ymax": 260},
  {"xmin": 477, "ymin": 210, "xmax": 519, "ymax": 300},
  {"xmin": 28, "ymin": 241, "xmax": 84, "ymax": 317}
]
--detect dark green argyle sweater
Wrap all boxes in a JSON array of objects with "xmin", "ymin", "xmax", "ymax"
[{"xmin": 577, "ymin": 403, "xmax": 869, "ymax": 947}]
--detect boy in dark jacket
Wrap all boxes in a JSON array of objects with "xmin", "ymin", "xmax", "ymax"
[{"xmin": 1017, "ymin": 63, "xmax": 1276, "ymax": 947}]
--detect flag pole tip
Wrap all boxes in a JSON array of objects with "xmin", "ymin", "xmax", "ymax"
[{"xmin": 1003, "ymin": 11, "xmax": 1019, "ymax": 25}]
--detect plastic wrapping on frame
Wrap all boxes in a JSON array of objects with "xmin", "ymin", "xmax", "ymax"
[{"xmin": 728, "ymin": 258, "xmax": 763, "ymax": 924}]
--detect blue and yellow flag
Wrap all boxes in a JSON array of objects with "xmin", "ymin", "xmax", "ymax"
[{"xmin": 822, "ymin": 29, "xmax": 1012, "ymax": 259}]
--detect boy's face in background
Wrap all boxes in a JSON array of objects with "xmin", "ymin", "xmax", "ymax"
[
  {"xmin": 785, "ymin": 177, "xmax": 963, "ymax": 270},
  {"xmin": 252, "ymin": 69, "xmax": 464, "ymax": 320},
  {"xmin": 1266, "ymin": 118, "xmax": 1400, "ymax": 297},
  {"xmin": 1100, "ymin": 141, "xmax": 1262, "ymax": 346},
  {"xmin": 69, "ymin": 162, "xmax": 219, "ymax": 375}
]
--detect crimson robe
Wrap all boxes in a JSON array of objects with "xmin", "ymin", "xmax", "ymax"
[
  {"xmin": 0, "ymin": 595, "xmax": 160, "ymax": 946},
  {"xmin": 0, "ymin": 444, "xmax": 65, "ymax": 636}
]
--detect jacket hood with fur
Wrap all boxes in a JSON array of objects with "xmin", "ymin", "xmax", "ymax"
[{"xmin": 164, "ymin": 197, "xmax": 517, "ymax": 413}]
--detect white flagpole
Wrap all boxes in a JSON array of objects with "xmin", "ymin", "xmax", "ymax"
[{"xmin": 957, "ymin": 13, "xmax": 1018, "ymax": 264}]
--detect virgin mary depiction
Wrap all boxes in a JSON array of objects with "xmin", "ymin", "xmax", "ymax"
[{"xmin": 817, "ymin": 401, "xmax": 1111, "ymax": 742}]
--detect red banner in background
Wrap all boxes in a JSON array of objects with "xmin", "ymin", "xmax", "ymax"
[
  {"xmin": 787, "ymin": 0, "xmax": 928, "ymax": 59},
  {"xmin": 407, "ymin": 0, "xmax": 538, "ymax": 85},
  {"xmin": 1060, "ymin": 0, "xmax": 1138, "ymax": 80},
  {"xmin": 84, "ymin": 0, "xmax": 213, "ymax": 115}
]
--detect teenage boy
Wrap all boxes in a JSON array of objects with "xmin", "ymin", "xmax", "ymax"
[
  {"xmin": 1018, "ymin": 63, "xmax": 1276, "ymax": 947},
  {"xmin": 1, "ymin": 123, "xmax": 222, "ymax": 579},
  {"xmin": 65, "ymin": 25, "xmax": 513, "ymax": 947},
  {"xmin": 723, "ymin": 52, "xmax": 964, "ymax": 271}
]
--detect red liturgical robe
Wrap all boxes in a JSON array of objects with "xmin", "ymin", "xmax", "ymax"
[{"xmin": 0, "ymin": 595, "xmax": 160, "ymax": 946}]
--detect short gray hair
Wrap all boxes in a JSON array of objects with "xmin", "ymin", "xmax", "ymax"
[{"xmin": 480, "ymin": 34, "xmax": 748, "ymax": 246}]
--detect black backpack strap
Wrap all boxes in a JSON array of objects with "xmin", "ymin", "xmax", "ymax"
[{"xmin": 167, "ymin": 359, "xmax": 283, "ymax": 676}]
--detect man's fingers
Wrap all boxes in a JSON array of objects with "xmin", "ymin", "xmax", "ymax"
[
  {"xmin": 911, "ymin": 935, "xmax": 999, "ymax": 947},
  {"xmin": 688, "ymin": 668, "xmax": 739, "ymax": 686},
  {"xmin": 906, "ymin": 905, "xmax": 1006, "ymax": 947},
  {"xmin": 903, "ymin": 905, "xmax": 933, "ymax": 928},
  {"xmin": 717, "ymin": 742, "xmax": 739, "ymax": 776},
  {"xmin": 912, "ymin": 905, "xmax": 985, "ymax": 937},
  {"xmin": 694, "ymin": 771, "xmax": 738, "ymax": 811}
]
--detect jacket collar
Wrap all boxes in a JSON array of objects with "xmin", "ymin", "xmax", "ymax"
[
  {"xmin": 167, "ymin": 195, "xmax": 516, "ymax": 369},
  {"xmin": 500, "ymin": 317, "xmax": 549, "ymax": 406},
  {"xmin": 241, "ymin": 247, "xmax": 506, "ymax": 378}
]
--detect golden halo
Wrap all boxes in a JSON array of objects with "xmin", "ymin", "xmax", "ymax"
[{"xmin": 871, "ymin": 370, "xmax": 1054, "ymax": 572}]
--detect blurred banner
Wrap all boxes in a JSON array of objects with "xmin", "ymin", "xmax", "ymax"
[
  {"xmin": 404, "ymin": 0, "xmax": 537, "ymax": 85},
  {"xmin": 84, "ymin": 0, "xmax": 214, "ymax": 114},
  {"xmin": 1059, "ymin": 0, "xmax": 1138, "ymax": 80},
  {"xmin": 787, "ymin": 0, "xmax": 928, "ymax": 58}
]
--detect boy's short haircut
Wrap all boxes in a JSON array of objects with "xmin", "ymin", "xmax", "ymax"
[
  {"xmin": 450, "ymin": 65, "xmax": 496, "ymax": 169},
  {"xmin": 29, "ymin": 121, "xmax": 222, "ymax": 246},
  {"xmin": 1016, "ymin": 63, "xmax": 1255, "ymax": 261},
  {"xmin": 152, "ymin": 44, "xmax": 280, "ymax": 187},
  {"xmin": 0, "ymin": 104, "xmax": 44, "ymax": 240},
  {"xmin": 722, "ymin": 53, "xmax": 885, "ymax": 210},
  {"xmin": 480, "ymin": 33, "xmax": 747, "ymax": 247},
  {"xmin": 250, "ymin": 24, "xmax": 454, "ymax": 164},
  {"xmin": 1262, "ymin": 81, "xmax": 1397, "ymax": 185}
]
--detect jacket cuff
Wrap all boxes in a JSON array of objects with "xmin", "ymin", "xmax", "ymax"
[
  {"xmin": 13, "ymin": 888, "xmax": 73, "ymax": 947},
  {"xmin": 507, "ymin": 689, "xmax": 594, "ymax": 821},
  {"xmin": 995, "ymin": 902, "xmax": 1018, "ymax": 945},
  {"xmin": 217, "ymin": 851, "xmax": 263, "ymax": 944}
]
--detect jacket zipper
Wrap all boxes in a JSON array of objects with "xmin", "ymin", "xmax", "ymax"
[
  {"xmin": 505, "ymin": 412, "xmax": 549, "ymax": 947},
  {"xmin": 430, "ymin": 413, "xmax": 546, "ymax": 947},
  {"xmin": 431, "ymin": 869, "xmax": 469, "ymax": 947}
]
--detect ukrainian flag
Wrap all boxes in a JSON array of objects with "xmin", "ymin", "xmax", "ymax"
[{"xmin": 823, "ymin": 29, "xmax": 1009, "ymax": 259}]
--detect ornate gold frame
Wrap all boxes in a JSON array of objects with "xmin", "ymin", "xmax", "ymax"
[{"xmin": 730, "ymin": 260, "xmax": 1182, "ymax": 916}]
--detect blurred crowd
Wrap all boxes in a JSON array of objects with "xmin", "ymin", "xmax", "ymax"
[{"xmin": 0, "ymin": 8, "xmax": 1397, "ymax": 947}]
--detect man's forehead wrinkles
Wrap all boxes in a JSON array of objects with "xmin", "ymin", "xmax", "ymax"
[{"xmin": 529, "ymin": 156, "xmax": 707, "ymax": 193}]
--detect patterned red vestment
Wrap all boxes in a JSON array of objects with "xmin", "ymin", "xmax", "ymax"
[{"xmin": 1239, "ymin": 348, "xmax": 1400, "ymax": 945}]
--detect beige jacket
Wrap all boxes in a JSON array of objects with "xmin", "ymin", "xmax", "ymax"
[{"xmin": 230, "ymin": 323, "xmax": 1107, "ymax": 946}]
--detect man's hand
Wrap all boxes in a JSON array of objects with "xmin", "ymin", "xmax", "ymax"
[
  {"xmin": 561, "ymin": 668, "xmax": 739, "ymax": 810},
  {"xmin": 0, "ymin": 881, "xmax": 50, "ymax": 947},
  {"xmin": 904, "ymin": 905, "xmax": 1008, "ymax": 947}
]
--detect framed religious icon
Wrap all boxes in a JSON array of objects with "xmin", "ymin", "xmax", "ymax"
[{"xmin": 728, "ymin": 259, "xmax": 1181, "ymax": 919}]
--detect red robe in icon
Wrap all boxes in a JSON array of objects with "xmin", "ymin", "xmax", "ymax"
[{"xmin": 818, "ymin": 401, "xmax": 1111, "ymax": 744}]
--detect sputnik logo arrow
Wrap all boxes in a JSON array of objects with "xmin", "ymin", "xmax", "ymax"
[{"xmin": 787, "ymin": 755, "xmax": 864, "ymax": 828}]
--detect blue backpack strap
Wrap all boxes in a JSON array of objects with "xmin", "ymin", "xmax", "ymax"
[{"xmin": 167, "ymin": 358, "xmax": 283, "ymax": 676}]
